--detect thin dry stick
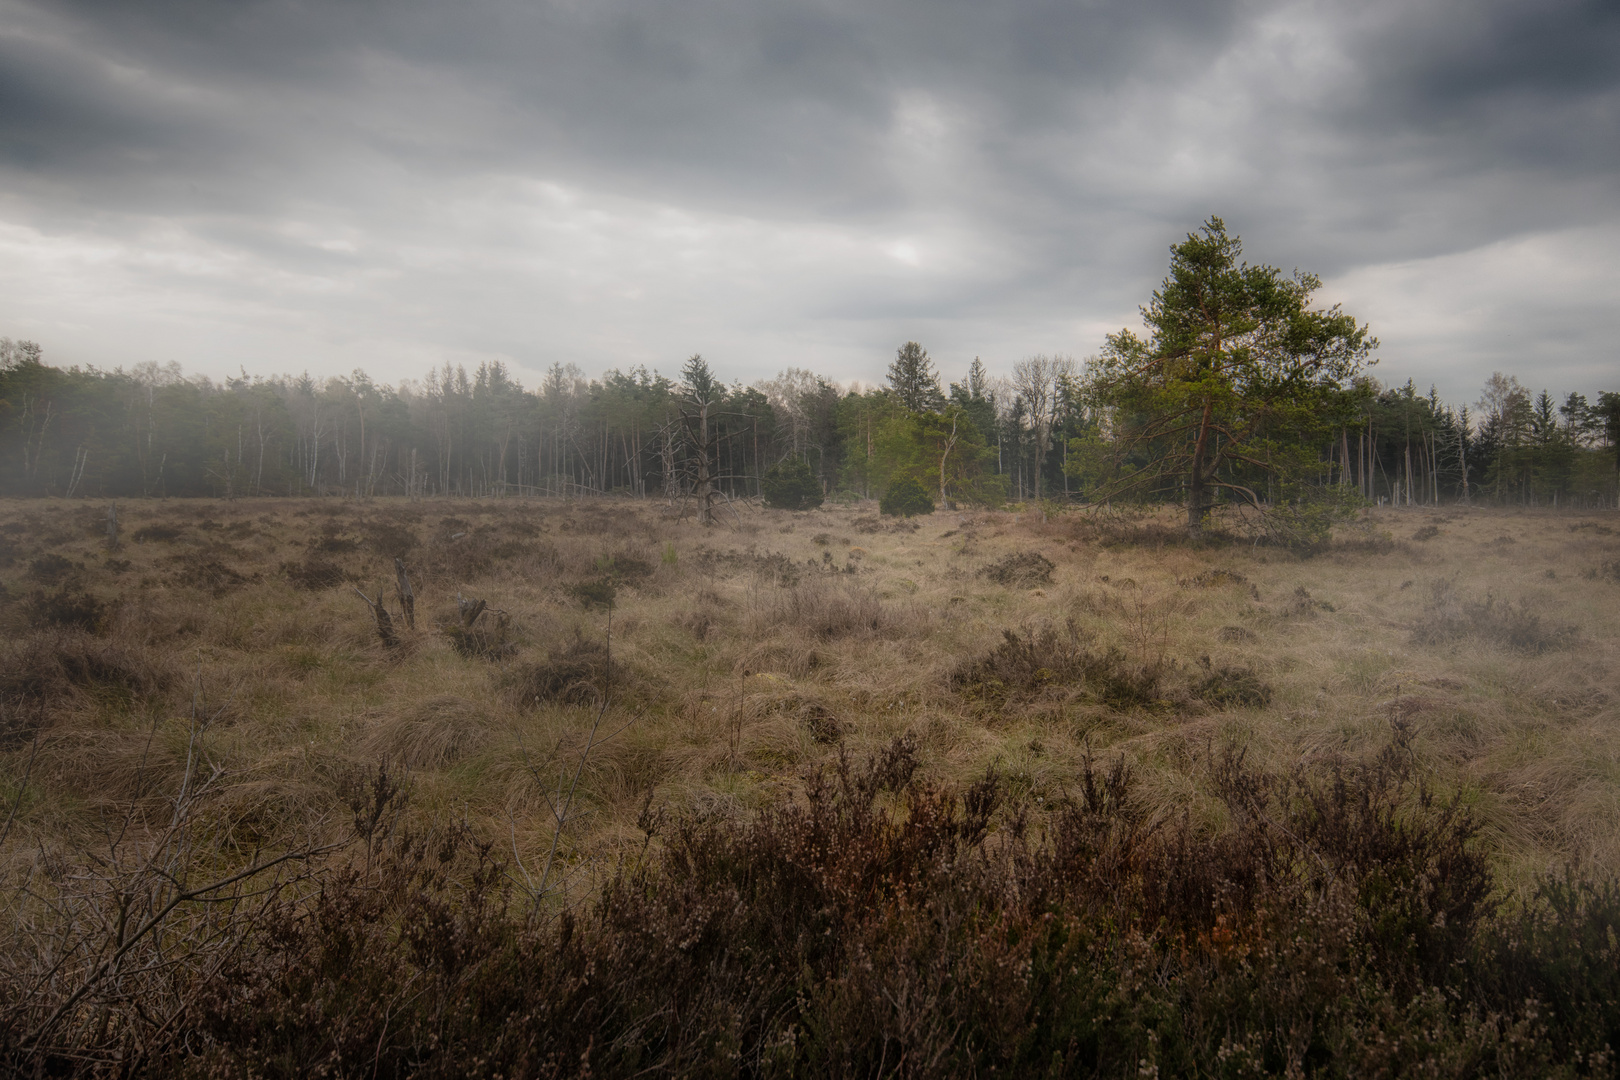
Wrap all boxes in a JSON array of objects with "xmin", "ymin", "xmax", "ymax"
[
  {"xmin": 22, "ymin": 843, "xmax": 344, "ymax": 1051},
  {"xmin": 0, "ymin": 723, "xmax": 42, "ymax": 850},
  {"xmin": 353, "ymin": 586, "xmax": 399, "ymax": 648},
  {"xmin": 394, "ymin": 558, "xmax": 415, "ymax": 631}
]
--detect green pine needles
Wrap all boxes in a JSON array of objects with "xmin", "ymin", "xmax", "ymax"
[
  {"xmin": 762, "ymin": 458, "xmax": 825, "ymax": 510},
  {"xmin": 880, "ymin": 476, "xmax": 935, "ymax": 517}
]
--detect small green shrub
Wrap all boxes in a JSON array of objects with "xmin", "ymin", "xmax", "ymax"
[
  {"xmin": 879, "ymin": 477, "xmax": 935, "ymax": 517},
  {"xmin": 762, "ymin": 458, "xmax": 825, "ymax": 511}
]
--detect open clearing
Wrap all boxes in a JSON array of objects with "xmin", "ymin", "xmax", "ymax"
[{"xmin": 4, "ymin": 496, "xmax": 1617, "ymax": 883}]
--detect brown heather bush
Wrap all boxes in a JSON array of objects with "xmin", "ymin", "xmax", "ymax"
[
  {"xmin": 19, "ymin": 587, "xmax": 109, "ymax": 633},
  {"xmin": 130, "ymin": 523, "xmax": 184, "ymax": 543},
  {"xmin": 950, "ymin": 624, "xmax": 1167, "ymax": 709},
  {"xmin": 4, "ymin": 737, "xmax": 1616, "ymax": 1077},
  {"xmin": 509, "ymin": 632, "xmax": 618, "ymax": 707},
  {"xmin": 0, "ymin": 634, "xmax": 175, "ymax": 708},
  {"xmin": 282, "ymin": 556, "xmax": 347, "ymax": 590},
  {"xmin": 26, "ymin": 553, "xmax": 77, "ymax": 585},
  {"xmin": 1412, "ymin": 580, "xmax": 1578, "ymax": 653}
]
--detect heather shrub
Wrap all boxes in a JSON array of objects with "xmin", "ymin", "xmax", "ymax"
[
  {"xmin": 950, "ymin": 625, "xmax": 1165, "ymax": 709},
  {"xmin": 282, "ymin": 557, "xmax": 346, "ymax": 590},
  {"xmin": 20, "ymin": 587, "xmax": 108, "ymax": 633},
  {"xmin": 1412, "ymin": 580, "xmax": 1577, "ymax": 653},
  {"xmin": 21, "ymin": 737, "xmax": 1606, "ymax": 1077}
]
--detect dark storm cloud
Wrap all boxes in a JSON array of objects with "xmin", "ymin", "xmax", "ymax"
[{"xmin": 0, "ymin": 0, "xmax": 1614, "ymax": 400}]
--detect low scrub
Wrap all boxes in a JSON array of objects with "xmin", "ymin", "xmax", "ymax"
[
  {"xmin": 9, "ymin": 740, "xmax": 1618, "ymax": 1076},
  {"xmin": 950, "ymin": 625, "xmax": 1165, "ymax": 709},
  {"xmin": 19, "ymin": 587, "xmax": 108, "ymax": 633},
  {"xmin": 0, "ymin": 633, "xmax": 174, "ymax": 706},
  {"xmin": 282, "ymin": 557, "xmax": 346, "ymax": 591},
  {"xmin": 979, "ymin": 550, "xmax": 1055, "ymax": 587},
  {"xmin": 509, "ymin": 633, "xmax": 620, "ymax": 707},
  {"xmin": 1412, "ymin": 580, "xmax": 1577, "ymax": 654}
]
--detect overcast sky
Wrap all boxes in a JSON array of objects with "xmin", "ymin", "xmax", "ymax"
[{"xmin": 1, "ymin": 0, "xmax": 1616, "ymax": 404}]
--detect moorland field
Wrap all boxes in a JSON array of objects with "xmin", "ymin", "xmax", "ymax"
[{"xmin": 2, "ymin": 495, "xmax": 1618, "ymax": 1076}]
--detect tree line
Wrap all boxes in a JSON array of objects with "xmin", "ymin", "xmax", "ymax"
[{"xmin": 2, "ymin": 223, "xmax": 1616, "ymax": 520}]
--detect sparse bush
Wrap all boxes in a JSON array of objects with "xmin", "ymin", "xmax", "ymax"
[
  {"xmin": 1191, "ymin": 657, "xmax": 1273, "ymax": 708},
  {"xmin": 165, "ymin": 555, "xmax": 250, "ymax": 594},
  {"xmin": 1412, "ymin": 580, "xmax": 1577, "ymax": 653},
  {"xmin": 20, "ymin": 587, "xmax": 108, "ymax": 633},
  {"xmin": 1181, "ymin": 567, "xmax": 1248, "ymax": 588},
  {"xmin": 510, "ymin": 633, "xmax": 618, "ymax": 706},
  {"xmin": 0, "ymin": 634, "xmax": 173, "ymax": 705},
  {"xmin": 445, "ymin": 608, "xmax": 516, "ymax": 660},
  {"xmin": 1412, "ymin": 524, "xmax": 1440, "ymax": 541},
  {"xmin": 1285, "ymin": 585, "xmax": 1335, "ymax": 615},
  {"xmin": 762, "ymin": 458, "xmax": 825, "ymax": 511},
  {"xmin": 131, "ymin": 523, "xmax": 184, "ymax": 542},
  {"xmin": 950, "ymin": 625, "xmax": 1163, "ymax": 708},
  {"xmin": 26, "ymin": 553, "xmax": 76, "ymax": 585},
  {"xmin": 361, "ymin": 519, "xmax": 419, "ymax": 556},
  {"xmin": 980, "ymin": 550, "xmax": 1055, "ymax": 587},
  {"xmin": 879, "ymin": 477, "xmax": 935, "ymax": 517},
  {"xmin": 283, "ymin": 557, "xmax": 346, "ymax": 590}
]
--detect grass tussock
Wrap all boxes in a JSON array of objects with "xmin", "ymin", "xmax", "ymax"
[
  {"xmin": 362, "ymin": 694, "xmax": 491, "ymax": 770},
  {"xmin": 979, "ymin": 549, "xmax": 1055, "ymax": 587},
  {"xmin": 508, "ymin": 632, "xmax": 618, "ymax": 708},
  {"xmin": 752, "ymin": 578, "xmax": 888, "ymax": 641}
]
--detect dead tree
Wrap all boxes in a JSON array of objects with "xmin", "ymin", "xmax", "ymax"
[
  {"xmin": 457, "ymin": 593, "xmax": 487, "ymax": 628},
  {"xmin": 353, "ymin": 587, "xmax": 399, "ymax": 648},
  {"xmin": 105, "ymin": 502, "xmax": 118, "ymax": 551},
  {"xmin": 394, "ymin": 558, "xmax": 415, "ymax": 630}
]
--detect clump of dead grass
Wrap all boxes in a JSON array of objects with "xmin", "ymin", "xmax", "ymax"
[
  {"xmin": 362, "ymin": 695, "xmax": 491, "ymax": 770},
  {"xmin": 750, "ymin": 578, "xmax": 888, "ymax": 641},
  {"xmin": 980, "ymin": 551, "xmax": 1055, "ymax": 587}
]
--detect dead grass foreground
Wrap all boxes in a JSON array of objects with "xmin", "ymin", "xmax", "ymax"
[{"xmin": 0, "ymin": 496, "xmax": 1616, "ymax": 888}]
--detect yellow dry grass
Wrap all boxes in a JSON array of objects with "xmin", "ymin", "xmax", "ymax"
[{"xmin": 1, "ymin": 495, "xmax": 1616, "ymax": 887}]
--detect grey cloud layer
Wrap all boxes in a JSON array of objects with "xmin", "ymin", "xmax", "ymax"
[{"xmin": 1, "ymin": 0, "xmax": 1615, "ymax": 398}]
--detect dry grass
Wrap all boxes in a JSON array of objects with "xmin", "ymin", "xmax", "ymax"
[{"xmin": 0, "ymin": 495, "xmax": 1616, "ymax": 890}]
